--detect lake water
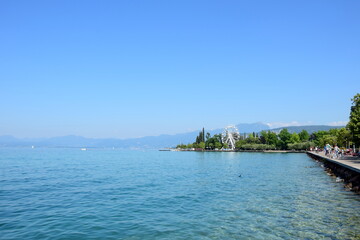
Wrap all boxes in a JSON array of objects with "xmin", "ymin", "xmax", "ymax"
[{"xmin": 1, "ymin": 148, "xmax": 360, "ymax": 239}]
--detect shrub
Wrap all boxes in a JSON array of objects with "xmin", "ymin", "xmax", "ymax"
[
  {"xmin": 288, "ymin": 141, "xmax": 315, "ymax": 150},
  {"xmin": 237, "ymin": 144, "xmax": 276, "ymax": 150}
]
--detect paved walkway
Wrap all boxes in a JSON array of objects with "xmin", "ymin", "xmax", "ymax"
[{"xmin": 307, "ymin": 151, "xmax": 360, "ymax": 173}]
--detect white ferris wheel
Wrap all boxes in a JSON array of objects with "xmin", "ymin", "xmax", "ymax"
[{"xmin": 222, "ymin": 125, "xmax": 240, "ymax": 150}]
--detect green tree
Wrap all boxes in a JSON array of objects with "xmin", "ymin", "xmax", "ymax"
[
  {"xmin": 298, "ymin": 130, "xmax": 310, "ymax": 142},
  {"xmin": 321, "ymin": 135, "xmax": 337, "ymax": 147},
  {"xmin": 290, "ymin": 132, "xmax": 300, "ymax": 144},
  {"xmin": 336, "ymin": 128, "xmax": 351, "ymax": 148},
  {"xmin": 246, "ymin": 133, "xmax": 260, "ymax": 144},
  {"xmin": 206, "ymin": 132, "xmax": 211, "ymax": 141},
  {"xmin": 198, "ymin": 142, "xmax": 205, "ymax": 150},
  {"xmin": 202, "ymin": 128, "xmax": 205, "ymax": 142},
  {"xmin": 267, "ymin": 132, "xmax": 279, "ymax": 146},
  {"xmin": 205, "ymin": 134, "xmax": 223, "ymax": 150},
  {"xmin": 176, "ymin": 144, "xmax": 187, "ymax": 149},
  {"xmin": 214, "ymin": 134, "xmax": 222, "ymax": 143},
  {"xmin": 311, "ymin": 130, "xmax": 329, "ymax": 147},
  {"xmin": 288, "ymin": 142, "xmax": 315, "ymax": 150},
  {"xmin": 278, "ymin": 129, "xmax": 292, "ymax": 149},
  {"xmin": 195, "ymin": 128, "xmax": 205, "ymax": 144},
  {"xmin": 328, "ymin": 128, "xmax": 340, "ymax": 136},
  {"xmin": 347, "ymin": 93, "xmax": 360, "ymax": 147},
  {"xmin": 215, "ymin": 142, "xmax": 222, "ymax": 149},
  {"xmin": 260, "ymin": 130, "xmax": 278, "ymax": 146},
  {"xmin": 259, "ymin": 130, "xmax": 268, "ymax": 144},
  {"xmin": 235, "ymin": 139, "xmax": 246, "ymax": 149}
]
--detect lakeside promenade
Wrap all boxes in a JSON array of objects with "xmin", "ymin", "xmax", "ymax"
[
  {"xmin": 307, "ymin": 151, "xmax": 360, "ymax": 173},
  {"xmin": 307, "ymin": 151, "xmax": 360, "ymax": 193}
]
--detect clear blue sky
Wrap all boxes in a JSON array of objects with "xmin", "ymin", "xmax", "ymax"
[{"xmin": 0, "ymin": 0, "xmax": 359, "ymax": 138}]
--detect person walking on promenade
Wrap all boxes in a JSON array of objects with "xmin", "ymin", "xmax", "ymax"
[
  {"xmin": 325, "ymin": 144, "xmax": 331, "ymax": 157},
  {"xmin": 324, "ymin": 145, "xmax": 328, "ymax": 156},
  {"xmin": 334, "ymin": 145, "xmax": 340, "ymax": 159},
  {"xmin": 338, "ymin": 148, "xmax": 344, "ymax": 159}
]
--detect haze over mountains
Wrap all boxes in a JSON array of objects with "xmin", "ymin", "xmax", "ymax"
[{"xmin": 0, "ymin": 123, "xmax": 344, "ymax": 149}]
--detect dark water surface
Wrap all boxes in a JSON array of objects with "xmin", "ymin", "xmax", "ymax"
[{"xmin": 1, "ymin": 148, "xmax": 359, "ymax": 239}]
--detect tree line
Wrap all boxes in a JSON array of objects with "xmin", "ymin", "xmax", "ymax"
[
  {"xmin": 176, "ymin": 128, "xmax": 229, "ymax": 150},
  {"xmin": 176, "ymin": 93, "xmax": 360, "ymax": 151},
  {"xmin": 176, "ymin": 127, "xmax": 353, "ymax": 151}
]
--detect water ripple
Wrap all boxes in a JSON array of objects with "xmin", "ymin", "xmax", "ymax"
[{"xmin": 1, "ymin": 149, "xmax": 360, "ymax": 239}]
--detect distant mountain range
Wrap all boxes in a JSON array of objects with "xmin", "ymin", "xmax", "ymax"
[
  {"xmin": 269, "ymin": 125, "xmax": 343, "ymax": 134},
  {"xmin": 0, "ymin": 123, "xmax": 344, "ymax": 149}
]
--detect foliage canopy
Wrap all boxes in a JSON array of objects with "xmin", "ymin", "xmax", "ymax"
[{"xmin": 347, "ymin": 93, "xmax": 360, "ymax": 146}]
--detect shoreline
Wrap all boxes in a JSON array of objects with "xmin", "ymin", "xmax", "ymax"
[
  {"xmin": 307, "ymin": 151, "xmax": 360, "ymax": 193},
  {"xmin": 165, "ymin": 149, "xmax": 306, "ymax": 153}
]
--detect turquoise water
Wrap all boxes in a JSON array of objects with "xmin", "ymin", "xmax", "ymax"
[{"xmin": 1, "ymin": 149, "xmax": 360, "ymax": 240}]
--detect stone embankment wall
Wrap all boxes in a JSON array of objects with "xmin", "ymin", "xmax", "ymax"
[{"xmin": 307, "ymin": 152, "xmax": 360, "ymax": 194}]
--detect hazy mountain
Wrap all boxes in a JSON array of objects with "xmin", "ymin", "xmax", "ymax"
[
  {"xmin": 236, "ymin": 122, "xmax": 270, "ymax": 133},
  {"xmin": 0, "ymin": 123, "xmax": 343, "ymax": 148},
  {"xmin": 0, "ymin": 135, "xmax": 19, "ymax": 143},
  {"xmin": 269, "ymin": 125, "xmax": 344, "ymax": 134},
  {"xmin": 38, "ymin": 135, "xmax": 100, "ymax": 147}
]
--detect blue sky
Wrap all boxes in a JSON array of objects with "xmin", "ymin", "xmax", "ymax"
[{"xmin": 0, "ymin": 0, "xmax": 359, "ymax": 138}]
